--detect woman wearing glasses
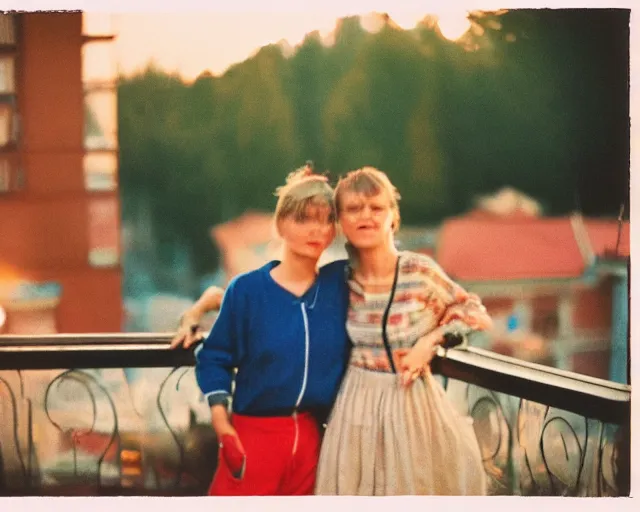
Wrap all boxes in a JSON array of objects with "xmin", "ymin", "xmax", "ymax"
[{"xmin": 314, "ymin": 167, "xmax": 492, "ymax": 495}]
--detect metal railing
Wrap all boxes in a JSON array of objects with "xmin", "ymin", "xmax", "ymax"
[{"xmin": 0, "ymin": 334, "xmax": 631, "ymax": 496}]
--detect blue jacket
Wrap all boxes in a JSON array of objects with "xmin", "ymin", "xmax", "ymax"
[{"xmin": 195, "ymin": 259, "xmax": 350, "ymax": 419}]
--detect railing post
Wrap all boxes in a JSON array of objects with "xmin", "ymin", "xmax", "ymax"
[
  {"xmin": 608, "ymin": 268, "xmax": 628, "ymax": 384},
  {"xmin": 613, "ymin": 410, "xmax": 630, "ymax": 495},
  {"xmin": 506, "ymin": 396, "xmax": 519, "ymax": 495}
]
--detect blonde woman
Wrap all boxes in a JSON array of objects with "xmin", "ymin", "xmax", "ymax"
[
  {"xmin": 181, "ymin": 167, "xmax": 351, "ymax": 496},
  {"xmin": 315, "ymin": 167, "xmax": 492, "ymax": 495}
]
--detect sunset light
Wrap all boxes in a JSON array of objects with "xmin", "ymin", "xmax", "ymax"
[
  {"xmin": 100, "ymin": 9, "xmax": 482, "ymax": 80},
  {"xmin": 435, "ymin": 11, "xmax": 472, "ymax": 41},
  {"xmin": 0, "ymin": 8, "xmax": 630, "ymax": 499}
]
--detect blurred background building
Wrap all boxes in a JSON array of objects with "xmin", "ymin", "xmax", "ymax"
[{"xmin": 0, "ymin": 12, "xmax": 122, "ymax": 335}]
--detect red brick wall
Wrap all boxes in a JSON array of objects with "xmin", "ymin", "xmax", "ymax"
[
  {"xmin": 572, "ymin": 280, "xmax": 612, "ymax": 331},
  {"xmin": 0, "ymin": 13, "xmax": 123, "ymax": 333}
]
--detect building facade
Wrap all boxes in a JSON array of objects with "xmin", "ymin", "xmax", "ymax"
[
  {"xmin": 436, "ymin": 212, "xmax": 630, "ymax": 382},
  {"xmin": 0, "ymin": 12, "xmax": 122, "ymax": 334}
]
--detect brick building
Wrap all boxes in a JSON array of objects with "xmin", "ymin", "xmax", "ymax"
[{"xmin": 0, "ymin": 12, "xmax": 122, "ymax": 335}]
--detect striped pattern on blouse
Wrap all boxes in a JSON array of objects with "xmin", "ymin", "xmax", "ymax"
[{"xmin": 347, "ymin": 251, "xmax": 490, "ymax": 372}]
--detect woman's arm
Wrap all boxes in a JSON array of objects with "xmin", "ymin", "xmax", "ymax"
[
  {"xmin": 210, "ymin": 403, "xmax": 238, "ymax": 438},
  {"xmin": 170, "ymin": 286, "xmax": 225, "ymax": 349},
  {"xmin": 423, "ymin": 254, "xmax": 493, "ymax": 336},
  {"xmin": 399, "ymin": 255, "xmax": 493, "ymax": 386},
  {"xmin": 438, "ymin": 287, "xmax": 493, "ymax": 334},
  {"xmin": 194, "ymin": 281, "xmax": 245, "ymax": 444},
  {"xmin": 398, "ymin": 328, "xmax": 443, "ymax": 386}
]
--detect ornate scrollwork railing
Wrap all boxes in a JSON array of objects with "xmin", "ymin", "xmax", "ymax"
[{"xmin": 0, "ymin": 334, "xmax": 630, "ymax": 496}]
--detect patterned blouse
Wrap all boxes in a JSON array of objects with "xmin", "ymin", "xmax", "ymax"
[{"xmin": 347, "ymin": 251, "xmax": 491, "ymax": 372}]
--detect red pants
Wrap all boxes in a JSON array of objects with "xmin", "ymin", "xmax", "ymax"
[{"xmin": 208, "ymin": 412, "xmax": 321, "ymax": 496}]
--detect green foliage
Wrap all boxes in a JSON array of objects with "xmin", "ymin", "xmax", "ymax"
[{"xmin": 118, "ymin": 9, "xmax": 629, "ymax": 276}]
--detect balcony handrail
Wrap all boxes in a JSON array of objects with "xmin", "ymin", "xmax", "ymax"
[{"xmin": 0, "ymin": 333, "xmax": 630, "ymax": 425}]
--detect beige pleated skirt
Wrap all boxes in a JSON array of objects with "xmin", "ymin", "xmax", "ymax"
[{"xmin": 315, "ymin": 365, "xmax": 487, "ymax": 496}]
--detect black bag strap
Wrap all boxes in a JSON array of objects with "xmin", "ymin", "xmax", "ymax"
[{"xmin": 381, "ymin": 256, "xmax": 401, "ymax": 374}]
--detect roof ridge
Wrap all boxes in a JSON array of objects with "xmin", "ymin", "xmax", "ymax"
[{"xmin": 569, "ymin": 212, "xmax": 595, "ymax": 267}]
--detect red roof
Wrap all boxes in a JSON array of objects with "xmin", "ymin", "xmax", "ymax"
[
  {"xmin": 584, "ymin": 219, "xmax": 630, "ymax": 258},
  {"xmin": 435, "ymin": 216, "xmax": 628, "ymax": 282}
]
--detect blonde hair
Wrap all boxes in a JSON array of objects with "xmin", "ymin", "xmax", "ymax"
[
  {"xmin": 334, "ymin": 166, "xmax": 401, "ymax": 232},
  {"xmin": 273, "ymin": 164, "xmax": 336, "ymax": 227}
]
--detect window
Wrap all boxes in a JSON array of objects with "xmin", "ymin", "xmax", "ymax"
[
  {"xmin": 82, "ymin": 13, "xmax": 120, "ymax": 268},
  {"xmin": 82, "ymin": 13, "xmax": 118, "ymax": 192},
  {"xmin": 83, "ymin": 152, "xmax": 118, "ymax": 191},
  {"xmin": 88, "ymin": 196, "xmax": 120, "ymax": 267},
  {"xmin": 0, "ymin": 13, "xmax": 22, "ymax": 194}
]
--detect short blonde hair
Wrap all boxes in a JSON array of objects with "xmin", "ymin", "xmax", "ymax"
[
  {"xmin": 274, "ymin": 164, "xmax": 336, "ymax": 226},
  {"xmin": 334, "ymin": 166, "xmax": 401, "ymax": 232}
]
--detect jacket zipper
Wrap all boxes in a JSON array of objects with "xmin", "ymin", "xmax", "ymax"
[{"xmin": 292, "ymin": 302, "xmax": 310, "ymax": 455}]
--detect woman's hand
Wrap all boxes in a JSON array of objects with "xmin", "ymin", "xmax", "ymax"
[
  {"xmin": 170, "ymin": 286, "xmax": 225, "ymax": 349},
  {"xmin": 211, "ymin": 404, "xmax": 247, "ymax": 479},
  {"xmin": 398, "ymin": 329, "xmax": 444, "ymax": 387},
  {"xmin": 171, "ymin": 311, "xmax": 204, "ymax": 349},
  {"xmin": 211, "ymin": 404, "xmax": 239, "ymax": 439}
]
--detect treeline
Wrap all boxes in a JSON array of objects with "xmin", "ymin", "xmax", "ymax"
[{"xmin": 118, "ymin": 9, "xmax": 629, "ymax": 274}]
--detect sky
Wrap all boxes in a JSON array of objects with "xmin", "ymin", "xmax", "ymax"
[
  {"xmin": 0, "ymin": 0, "xmax": 603, "ymax": 82},
  {"xmin": 106, "ymin": 9, "xmax": 473, "ymax": 80},
  {"xmin": 68, "ymin": 0, "xmax": 636, "ymax": 82},
  {"xmin": 111, "ymin": 11, "xmax": 359, "ymax": 79}
]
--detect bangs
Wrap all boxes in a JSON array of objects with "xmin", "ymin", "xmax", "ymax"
[
  {"xmin": 335, "ymin": 168, "xmax": 396, "ymax": 209},
  {"xmin": 276, "ymin": 179, "xmax": 336, "ymax": 223},
  {"xmin": 343, "ymin": 172, "xmax": 385, "ymax": 198},
  {"xmin": 290, "ymin": 197, "xmax": 336, "ymax": 223}
]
